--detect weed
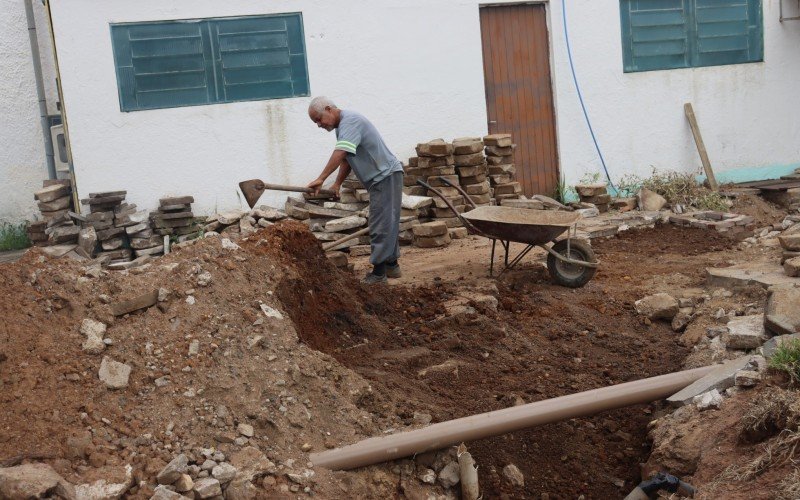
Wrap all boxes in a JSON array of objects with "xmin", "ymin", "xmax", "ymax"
[
  {"xmin": 614, "ymin": 168, "xmax": 730, "ymax": 210},
  {"xmin": 554, "ymin": 173, "xmax": 575, "ymax": 204},
  {"xmin": 614, "ymin": 173, "xmax": 642, "ymax": 198},
  {"xmin": 770, "ymin": 340, "xmax": 800, "ymax": 384},
  {"xmin": 0, "ymin": 222, "xmax": 31, "ymax": 251},
  {"xmin": 777, "ymin": 468, "xmax": 800, "ymax": 500},
  {"xmin": 579, "ymin": 171, "xmax": 602, "ymax": 184}
]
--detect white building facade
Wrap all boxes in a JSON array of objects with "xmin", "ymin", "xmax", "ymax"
[{"xmin": 2, "ymin": 0, "xmax": 799, "ymax": 220}]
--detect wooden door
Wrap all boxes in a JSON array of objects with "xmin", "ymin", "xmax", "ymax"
[{"xmin": 480, "ymin": 4, "xmax": 559, "ymax": 196}]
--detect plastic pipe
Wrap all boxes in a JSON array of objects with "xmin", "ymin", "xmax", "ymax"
[
  {"xmin": 311, "ymin": 366, "xmax": 713, "ymax": 470},
  {"xmin": 25, "ymin": 0, "xmax": 56, "ymax": 180}
]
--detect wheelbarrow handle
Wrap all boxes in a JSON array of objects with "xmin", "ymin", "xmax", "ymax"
[
  {"xmin": 416, "ymin": 179, "xmax": 486, "ymax": 237},
  {"xmin": 438, "ymin": 176, "xmax": 477, "ymax": 210}
]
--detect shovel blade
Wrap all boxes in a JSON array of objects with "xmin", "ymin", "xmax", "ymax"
[{"xmin": 239, "ymin": 179, "xmax": 266, "ymax": 209}]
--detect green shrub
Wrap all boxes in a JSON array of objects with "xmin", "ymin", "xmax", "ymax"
[
  {"xmin": 769, "ymin": 339, "xmax": 800, "ymax": 384},
  {"xmin": 0, "ymin": 222, "xmax": 31, "ymax": 251}
]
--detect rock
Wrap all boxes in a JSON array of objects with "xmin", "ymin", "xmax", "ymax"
[
  {"xmin": 151, "ymin": 485, "xmax": 184, "ymax": 500},
  {"xmin": 412, "ymin": 221, "xmax": 448, "ymax": 237},
  {"xmin": 217, "ymin": 210, "xmax": 245, "ymax": 225},
  {"xmin": 638, "ymin": 188, "xmax": 667, "ymax": 211},
  {"xmin": 78, "ymin": 227, "xmax": 98, "ymax": 257},
  {"xmin": 761, "ymin": 333, "xmax": 800, "ymax": 359},
  {"xmin": 237, "ymin": 423, "xmax": 254, "ymax": 437},
  {"xmin": 667, "ymin": 356, "xmax": 752, "ymax": 406},
  {"xmin": 437, "ymin": 462, "xmax": 460, "ymax": 488},
  {"xmin": 211, "ymin": 463, "xmax": 237, "ymax": 483},
  {"xmin": 532, "ymin": 194, "xmax": 569, "ymax": 211},
  {"xmin": 779, "ymin": 233, "xmax": 800, "ymax": 251},
  {"xmin": 634, "ymin": 293, "xmax": 679, "ymax": 320},
  {"xmin": 260, "ymin": 304, "xmax": 284, "ymax": 319},
  {"xmin": 764, "ymin": 284, "xmax": 800, "ymax": 337},
  {"xmin": 81, "ymin": 319, "xmax": 107, "ymax": 354},
  {"xmin": 693, "ymin": 389, "xmax": 723, "ymax": 411},
  {"xmin": 324, "ymin": 216, "xmax": 367, "ymax": 233},
  {"xmin": 110, "ymin": 289, "xmax": 159, "ymax": 316},
  {"xmin": 221, "ymin": 238, "xmax": 240, "ymax": 251},
  {"xmin": 74, "ymin": 464, "xmax": 133, "ymax": 500},
  {"xmin": 0, "ymin": 463, "xmax": 76, "ymax": 500},
  {"xmin": 200, "ymin": 460, "xmax": 217, "ymax": 471},
  {"xmin": 413, "ymin": 412, "xmax": 433, "ymax": 425},
  {"xmin": 157, "ymin": 288, "xmax": 170, "ymax": 302},
  {"xmin": 735, "ymin": 370, "xmax": 761, "ymax": 387},
  {"xmin": 223, "ymin": 479, "xmax": 259, "ymax": 500},
  {"xmin": 193, "ymin": 477, "xmax": 222, "ymax": 499},
  {"xmin": 671, "ymin": 310, "xmax": 694, "ymax": 332},
  {"xmin": 418, "ymin": 469, "xmax": 436, "ymax": 484},
  {"xmin": 502, "ymin": 464, "xmax": 525, "ymax": 488},
  {"xmin": 157, "ymin": 454, "xmax": 189, "ymax": 485},
  {"xmin": 725, "ymin": 315, "xmax": 765, "ymax": 350},
  {"xmin": 785, "ymin": 257, "xmax": 800, "ymax": 277},
  {"xmin": 98, "ymin": 356, "xmax": 131, "ymax": 389},
  {"xmin": 196, "ymin": 272, "xmax": 213, "ymax": 287},
  {"xmin": 574, "ymin": 183, "xmax": 607, "ymax": 198}
]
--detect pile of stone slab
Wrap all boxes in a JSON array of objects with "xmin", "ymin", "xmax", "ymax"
[
  {"xmin": 402, "ymin": 158, "xmax": 426, "ymax": 197},
  {"xmin": 574, "ymin": 183, "xmax": 611, "ymax": 213},
  {"xmin": 340, "ymin": 174, "xmax": 369, "ymax": 204},
  {"xmin": 484, "ymin": 134, "xmax": 521, "ymax": 202},
  {"xmin": 415, "ymin": 139, "xmax": 466, "ymax": 228},
  {"xmin": 668, "ymin": 211, "xmax": 755, "ymax": 235},
  {"xmin": 31, "ymin": 181, "xmax": 79, "ymax": 246},
  {"xmin": 453, "ymin": 137, "xmax": 492, "ymax": 208},
  {"xmin": 80, "ymin": 191, "xmax": 137, "ymax": 266},
  {"xmin": 150, "ymin": 196, "xmax": 199, "ymax": 244}
]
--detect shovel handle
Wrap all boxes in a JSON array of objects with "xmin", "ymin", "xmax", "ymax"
[{"xmin": 262, "ymin": 182, "xmax": 337, "ymax": 196}]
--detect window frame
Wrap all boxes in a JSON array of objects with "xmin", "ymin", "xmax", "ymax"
[
  {"xmin": 620, "ymin": 0, "xmax": 764, "ymax": 74},
  {"xmin": 110, "ymin": 13, "xmax": 310, "ymax": 112}
]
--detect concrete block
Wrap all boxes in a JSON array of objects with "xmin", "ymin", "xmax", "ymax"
[
  {"xmin": 417, "ymin": 155, "xmax": 454, "ymax": 168},
  {"xmin": 725, "ymin": 315, "xmax": 765, "ymax": 349},
  {"xmin": 574, "ymin": 183, "xmax": 608, "ymax": 198},
  {"xmin": 765, "ymin": 284, "xmax": 800, "ymax": 336},
  {"xmin": 464, "ymin": 182, "xmax": 491, "ymax": 195},
  {"xmin": 426, "ymin": 175, "xmax": 460, "ymax": 188},
  {"xmin": 416, "ymin": 139, "xmax": 454, "ymax": 157},
  {"xmin": 454, "ymin": 152, "xmax": 485, "ymax": 167},
  {"xmin": 413, "ymin": 221, "xmax": 448, "ymax": 237},
  {"xmin": 459, "ymin": 174, "xmax": 487, "ymax": 185},
  {"xmin": 488, "ymin": 164, "xmax": 515, "ymax": 176},
  {"xmin": 500, "ymin": 199, "xmax": 545, "ymax": 210},
  {"xmin": 324, "ymin": 215, "xmax": 367, "ymax": 233},
  {"xmin": 413, "ymin": 232, "xmax": 452, "ymax": 248},
  {"xmin": 494, "ymin": 182, "xmax": 522, "ymax": 195},
  {"xmin": 38, "ymin": 195, "xmax": 72, "ymax": 212},
  {"xmin": 101, "ymin": 237, "xmax": 125, "ymax": 251},
  {"xmin": 110, "ymin": 289, "xmax": 158, "ymax": 316},
  {"xmin": 489, "ymin": 173, "xmax": 514, "ymax": 185},
  {"xmin": 453, "ymin": 138, "xmax": 483, "ymax": 155},
  {"xmin": 667, "ymin": 356, "xmax": 752, "ymax": 406},
  {"xmin": 449, "ymin": 227, "xmax": 469, "ymax": 239},
  {"xmin": 483, "ymin": 133, "xmax": 512, "ymax": 147},
  {"xmin": 485, "ymin": 145, "xmax": 513, "ymax": 157},
  {"xmin": 34, "ymin": 183, "xmax": 71, "ymax": 202},
  {"xmin": 160, "ymin": 196, "xmax": 194, "ymax": 206},
  {"xmin": 51, "ymin": 224, "xmax": 80, "ymax": 243},
  {"xmin": 402, "ymin": 194, "xmax": 433, "ymax": 210},
  {"xmin": 96, "ymin": 226, "xmax": 125, "ymax": 241},
  {"xmin": 582, "ymin": 193, "xmax": 612, "ymax": 205}
]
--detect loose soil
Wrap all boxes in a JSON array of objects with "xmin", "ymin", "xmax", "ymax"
[
  {"xmin": 1, "ymin": 217, "xmax": 789, "ymax": 498},
  {"xmin": 281, "ymin": 224, "xmax": 744, "ymax": 498}
]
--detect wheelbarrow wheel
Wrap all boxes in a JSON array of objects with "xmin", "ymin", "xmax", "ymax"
[{"xmin": 547, "ymin": 239, "xmax": 596, "ymax": 288}]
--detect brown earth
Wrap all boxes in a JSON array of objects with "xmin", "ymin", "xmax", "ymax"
[{"xmin": 0, "ymin": 215, "xmax": 792, "ymax": 498}]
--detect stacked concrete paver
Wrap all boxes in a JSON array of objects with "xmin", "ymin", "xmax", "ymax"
[{"xmin": 484, "ymin": 134, "xmax": 521, "ymax": 203}]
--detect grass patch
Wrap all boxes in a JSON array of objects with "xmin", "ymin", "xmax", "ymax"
[
  {"xmin": 0, "ymin": 222, "xmax": 31, "ymax": 251},
  {"xmin": 614, "ymin": 168, "xmax": 730, "ymax": 211},
  {"xmin": 770, "ymin": 340, "xmax": 800, "ymax": 384}
]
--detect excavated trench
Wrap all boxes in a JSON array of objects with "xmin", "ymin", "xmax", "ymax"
[{"xmin": 270, "ymin": 221, "xmax": 740, "ymax": 498}]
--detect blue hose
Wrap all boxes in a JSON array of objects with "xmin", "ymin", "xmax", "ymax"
[{"xmin": 561, "ymin": 0, "xmax": 616, "ymax": 191}]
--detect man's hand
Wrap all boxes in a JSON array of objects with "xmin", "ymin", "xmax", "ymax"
[
  {"xmin": 330, "ymin": 183, "xmax": 342, "ymax": 199},
  {"xmin": 307, "ymin": 178, "xmax": 325, "ymax": 195}
]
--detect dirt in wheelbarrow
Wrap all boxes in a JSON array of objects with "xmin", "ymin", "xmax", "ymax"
[{"xmin": 278, "ymin": 224, "xmax": 740, "ymax": 498}]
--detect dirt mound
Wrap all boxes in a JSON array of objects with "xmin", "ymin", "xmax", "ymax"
[
  {"xmin": 0, "ymin": 222, "xmax": 426, "ymax": 497},
  {"xmin": 594, "ymin": 223, "xmax": 736, "ymax": 256},
  {"xmin": 730, "ymin": 193, "xmax": 787, "ymax": 228}
]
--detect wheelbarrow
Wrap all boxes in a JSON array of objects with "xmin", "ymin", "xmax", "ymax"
[{"xmin": 418, "ymin": 177, "xmax": 598, "ymax": 287}]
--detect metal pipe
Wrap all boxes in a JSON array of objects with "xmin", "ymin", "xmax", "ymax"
[
  {"xmin": 311, "ymin": 366, "xmax": 714, "ymax": 470},
  {"xmin": 24, "ymin": 0, "xmax": 56, "ymax": 180}
]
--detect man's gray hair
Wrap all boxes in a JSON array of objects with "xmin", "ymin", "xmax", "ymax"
[{"xmin": 309, "ymin": 96, "xmax": 337, "ymax": 114}]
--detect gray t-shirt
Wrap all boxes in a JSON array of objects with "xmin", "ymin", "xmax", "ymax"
[{"xmin": 335, "ymin": 110, "xmax": 403, "ymax": 187}]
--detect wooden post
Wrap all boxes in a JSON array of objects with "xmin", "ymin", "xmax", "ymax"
[{"xmin": 684, "ymin": 103, "xmax": 719, "ymax": 192}]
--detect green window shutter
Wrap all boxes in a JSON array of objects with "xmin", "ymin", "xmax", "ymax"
[
  {"xmin": 111, "ymin": 21, "xmax": 213, "ymax": 111},
  {"xmin": 692, "ymin": 0, "xmax": 763, "ymax": 67},
  {"xmin": 621, "ymin": 0, "xmax": 691, "ymax": 72},
  {"xmin": 619, "ymin": 0, "xmax": 763, "ymax": 72},
  {"xmin": 211, "ymin": 14, "xmax": 309, "ymax": 102},
  {"xmin": 110, "ymin": 14, "xmax": 310, "ymax": 112}
]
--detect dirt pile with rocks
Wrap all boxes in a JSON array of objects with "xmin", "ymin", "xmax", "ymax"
[{"xmin": 0, "ymin": 221, "xmax": 445, "ymax": 497}]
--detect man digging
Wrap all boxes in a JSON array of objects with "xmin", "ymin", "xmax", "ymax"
[{"xmin": 306, "ymin": 96, "xmax": 404, "ymax": 284}]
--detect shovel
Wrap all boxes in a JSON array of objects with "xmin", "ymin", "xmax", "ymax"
[{"xmin": 238, "ymin": 179, "xmax": 337, "ymax": 209}]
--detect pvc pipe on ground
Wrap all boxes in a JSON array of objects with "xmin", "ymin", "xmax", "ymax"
[{"xmin": 311, "ymin": 366, "xmax": 714, "ymax": 470}]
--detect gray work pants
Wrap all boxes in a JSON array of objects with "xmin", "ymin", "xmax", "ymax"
[{"xmin": 366, "ymin": 171, "xmax": 403, "ymax": 266}]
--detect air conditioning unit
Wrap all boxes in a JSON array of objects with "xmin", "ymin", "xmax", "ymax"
[{"xmin": 50, "ymin": 124, "xmax": 69, "ymax": 173}]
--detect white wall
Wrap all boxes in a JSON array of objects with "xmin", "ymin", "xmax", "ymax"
[
  {"xmin": 0, "ymin": 0, "xmax": 57, "ymax": 223},
  {"xmin": 48, "ymin": 0, "xmax": 489, "ymax": 213},
  {"xmin": 547, "ymin": 0, "xmax": 800, "ymax": 187},
  {"xmin": 48, "ymin": 0, "xmax": 800, "ymax": 216}
]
